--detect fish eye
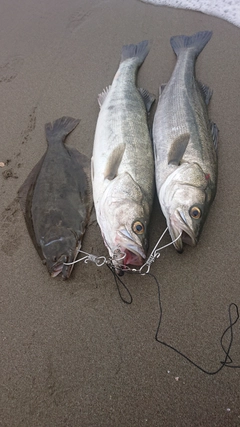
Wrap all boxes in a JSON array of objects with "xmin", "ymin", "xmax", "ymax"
[
  {"xmin": 132, "ymin": 221, "xmax": 144, "ymax": 235},
  {"xmin": 189, "ymin": 206, "xmax": 202, "ymax": 219}
]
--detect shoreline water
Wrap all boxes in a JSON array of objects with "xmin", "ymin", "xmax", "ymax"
[{"xmin": 140, "ymin": 0, "xmax": 240, "ymax": 28}]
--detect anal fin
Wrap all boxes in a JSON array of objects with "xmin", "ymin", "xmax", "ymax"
[
  {"xmin": 210, "ymin": 121, "xmax": 219, "ymax": 152},
  {"xmin": 198, "ymin": 81, "xmax": 213, "ymax": 105},
  {"xmin": 138, "ymin": 88, "xmax": 155, "ymax": 113}
]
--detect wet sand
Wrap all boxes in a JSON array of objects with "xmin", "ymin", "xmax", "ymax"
[{"xmin": 1, "ymin": 0, "xmax": 240, "ymax": 425}]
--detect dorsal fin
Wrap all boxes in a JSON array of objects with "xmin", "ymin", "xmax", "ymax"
[{"xmin": 98, "ymin": 86, "xmax": 111, "ymax": 108}]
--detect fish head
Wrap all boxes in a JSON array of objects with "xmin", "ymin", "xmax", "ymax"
[
  {"xmin": 107, "ymin": 214, "xmax": 149, "ymax": 274},
  {"xmin": 115, "ymin": 215, "xmax": 149, "ymax": 267},
  {"xmin": 101, "ymin": 202, "xmax": 149, "ymax": 272},
  {"xmin": 160, "ymin": 163, "xmax": 216, "ymax": 252},
  {"xmin": 98, "ymin": 175, "xmax": 151, "ymax": 272},
  {"xmin": 40, "ymin": 227, "xmax": 79, "ymax": 279}
]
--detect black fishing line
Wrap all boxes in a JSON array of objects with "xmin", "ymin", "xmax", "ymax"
[
  {"xmin": 151, "ymin": 272, "xmax": 240, "ymax": 375},
  {"xmin": 106, "ymin": 263, "xmax": 133, "ymax": 304},
  {"xmin": 108, "ymin": 266, "xmax": 240, "ymax": 375}
]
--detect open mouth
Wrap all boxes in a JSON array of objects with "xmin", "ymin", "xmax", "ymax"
[
  {"xmin": 111, "ymin": 248, "xmax": 144, "ymax": 276},
  {"xmin": 112, "ymin": 246, "xmax": 144, "ymax": 268},
  {"xmin": 50, "ymin": 264, "xmax": 63, "ymax": 277},
  {"xmin": 49, "ymin": 248, "xmax": 78, "ymax": 279},
  {"xmin": 181, "ymin": 230, "xmax": 196, "ymax": 246},
  {"xmin": 116, "ymin": 229, "xmax": 146, "ymax": 266},
  {"xmin": 50, "ymin": 256, "xmax": 73, "ymax": 279},
  {"xmin": 169, "ymin": 210, "xmax": 196, "ymax": 252},
  {"xmin": 122, "ymin": 248, "xmax": 144, "ymax": 266}
]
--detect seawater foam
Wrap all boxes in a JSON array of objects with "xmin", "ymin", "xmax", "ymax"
[{"xmin": 140, "ymin": 0, "xmax": 240, "ymax": 28}]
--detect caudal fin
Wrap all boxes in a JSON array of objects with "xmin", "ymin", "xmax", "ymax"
[
  {"xmin": 45, "ymin": 116, "xmax": 80, "ymax": 144},
  {"xmin": 170, "ymin": 31, "xmax": 212, "ymax": 58},
  {"xmin": 120, "ymin": 40, "xmax": 150, "ymax": 66}
]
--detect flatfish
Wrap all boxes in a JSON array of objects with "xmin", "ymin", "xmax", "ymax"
[{"xmin": 18, "ymin": 116, "xmax": 92, "ymax": 278}]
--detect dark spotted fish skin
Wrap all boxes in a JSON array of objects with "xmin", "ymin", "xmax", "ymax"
[{"xmin": 18, "ymin": 116, "xmax": 92, "ymax": 279}]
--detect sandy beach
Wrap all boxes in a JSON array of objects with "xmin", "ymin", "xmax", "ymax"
[{"xmin": 1, "ymin": 0, "xmax": 240, "ymax": 425}]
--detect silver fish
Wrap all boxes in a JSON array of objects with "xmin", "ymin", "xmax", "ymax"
[
  {"xmin": 153, "ymin": 31, "xmax": 218, "ymax": 252},
  {"xmin": 92, "ymin": 41, "xmax": 155, "ymax": 271},
  {"xmin": 18, "ymin": 117, "xmax": 92, "ymax": 279}
]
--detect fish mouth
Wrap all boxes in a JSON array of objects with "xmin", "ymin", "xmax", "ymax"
[
  {"xmin": 48, "ymin": 254, "xmax": 74, "ymax": 279},
  {"xmin": 169, "ymin": 210, "xmax": 197, "ymax": 252},
  {"xmin": 51, "ymin": 264, "xmax": 64, "ymax": 278},
  {"xmin": 113, "ymin": 228, "xmax": 146, "ymax": 269},
  {"xmin": 121, "ymin": 248, "xmax": 144, "ymax": 266}
]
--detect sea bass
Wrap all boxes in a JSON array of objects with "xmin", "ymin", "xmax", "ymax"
[
  {"xmin": 18, "ymin": 117, "xmax": 92, "ymax": 279},
  {"xmin": 153, "ymin": 31, "xmax": 218, "ymax": 252},
  {"xmin": 92, "ymin": 41, "xmax": 155, "ymax": 271}
]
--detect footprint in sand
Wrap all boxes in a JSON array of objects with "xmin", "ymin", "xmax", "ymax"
[
  {"xmin": 67, "ymin": 9, "xmax": 92, "ymax": 32},
  {"xmin": 0, "ymin": 56, "xmax": 24, "ymax": 83},
  {"xmin": 21, "ymin": 107, "xmax": 37, "ymax": 144},
  {"xmin": 1, "ymin": 198, "xmax": 23, "ymax": 256}
]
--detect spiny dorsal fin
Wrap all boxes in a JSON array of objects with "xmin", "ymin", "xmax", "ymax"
[
  {"xmin": 104, "ymin": 143, "xmax": 126, "ymax": 180},
  {"xmin": 168, "ymin": 133, "xmax": 190, "ymax": 165},
  {"xmin": 98, "ymin": 86, "xmax": 111, "ymax": 108}
]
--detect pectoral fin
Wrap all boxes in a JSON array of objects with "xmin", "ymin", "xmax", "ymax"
[
  {"xmin": 168, "ymin": 133, "xmax": 190, "ymax": 165},
  {"xmin": 104, "ymin": 143, "xmax": 126, "ymax": 180}
]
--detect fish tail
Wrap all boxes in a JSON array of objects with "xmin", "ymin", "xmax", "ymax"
[
  {"xmin": 120, "ymin": 40, "xmax": 150, "ymax": 66},
  {"xmin": 45, "ymin": 116, "xmax": 80, "ymax": 144},
  {"xmin": 170, "ymin": 31, "xmax": 212, "ymax": 58}
]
